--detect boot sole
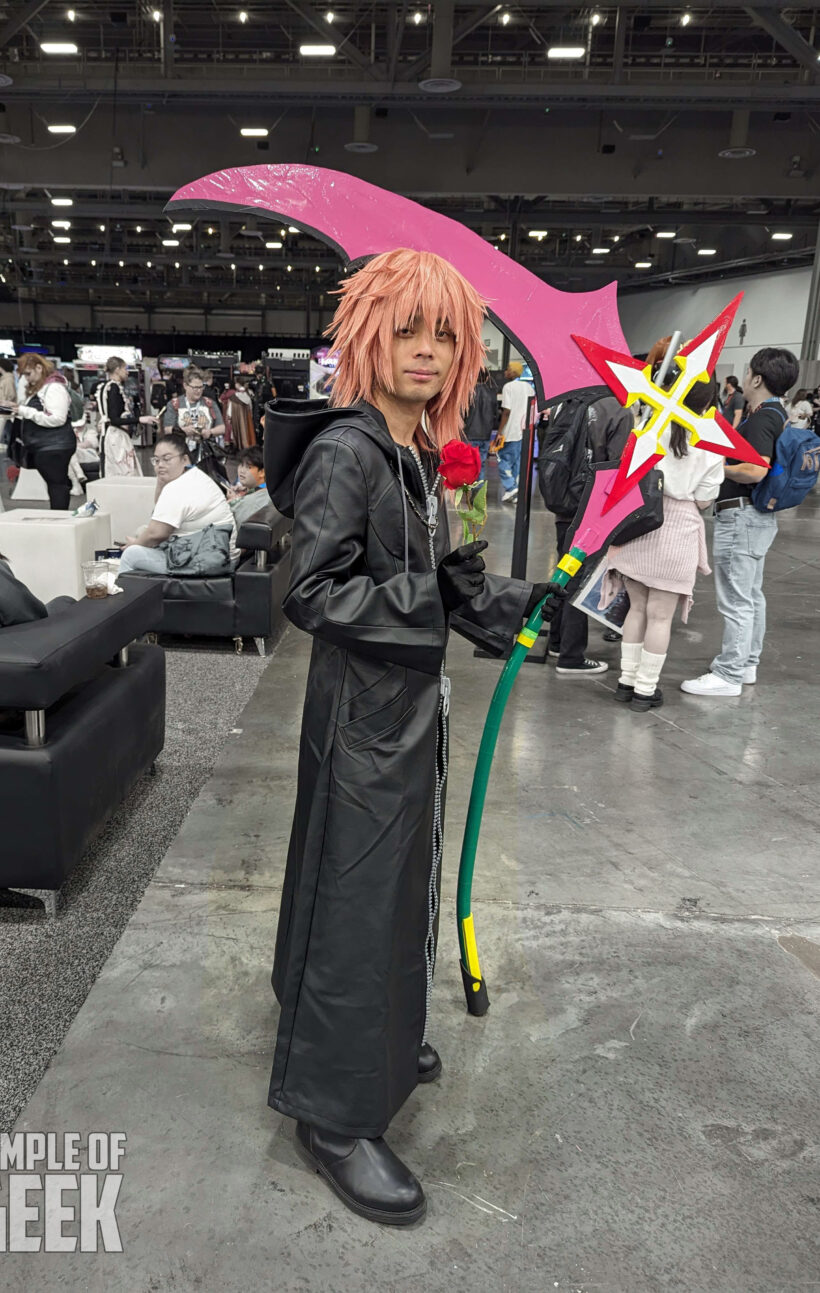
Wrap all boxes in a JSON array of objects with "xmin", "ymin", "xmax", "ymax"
[
  {"xmin": 416, "ymin": 1059, "xmax": 443, "ymax": 1084},
  {"xmin": 630, "ymin": 696, "xmax": 664, "ymax": 712},
  {"xmin": 295, "ymin": 1137, "xmax": 427, "ymax": 1227}
]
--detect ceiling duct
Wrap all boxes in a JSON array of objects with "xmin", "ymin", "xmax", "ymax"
[
  {"xmin": 719, "ymin": 109, "xmax": 756, "ymax": 159},
  {"xmin": 419, "ymin": 0, "xmax": 462, "ymax": 95},
  {"xmin": 344, "ymin": 105, "xmax": 379, "ymax": 153}
]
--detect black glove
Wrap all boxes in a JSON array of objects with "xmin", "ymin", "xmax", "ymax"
[
  {"xmin": 524, "ymin": 580, "xmax": 568, "ymax": 622},
  {"xmin": 437, "ymin": 540, "xmax": 488, "ymax": 614}
]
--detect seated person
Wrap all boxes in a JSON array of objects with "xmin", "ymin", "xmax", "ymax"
[
  {"xmin": 226, "ymin": 446, "xmax": 273, "ymax": 526},
  {"xmin": 119, "ymin": 433, "xmax": 238, "ymax": 575}
]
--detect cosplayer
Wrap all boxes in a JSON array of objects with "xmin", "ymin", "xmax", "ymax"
[{"xmin": 265, "ymin": 248, "xmax": 561, "ymax": 1226}]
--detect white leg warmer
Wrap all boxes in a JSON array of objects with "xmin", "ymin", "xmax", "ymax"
[
  {"xmin": 619, "ymin": 641, "xmax": 643, "ymax": 687},
  {"xmin": 635, "ymin": 649, "xmax": 667, "ymax": 697}
]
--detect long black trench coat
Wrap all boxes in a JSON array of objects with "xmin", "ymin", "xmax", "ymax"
[{"xmin": 266, "ymin": 401, "xmax": 532, "ymax": 1138}]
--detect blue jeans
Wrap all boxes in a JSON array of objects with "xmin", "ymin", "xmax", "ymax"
[
  {"xmin": 497, "ymin": 440, "xmax": 522, "ymax": 494},
  {"xmin": 467, "ymin": 439, "xmax": 489, "ymax": 483},
  {"xmin": 118, "ymin": 544, "xmax": 170, "ymax": 575},
  {"xmin": 710, "ymin": 506, "xmax": 777, "ymax": 684}
]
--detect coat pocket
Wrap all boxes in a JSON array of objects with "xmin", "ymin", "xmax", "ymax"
[{"xmin": 340, "ymin": 686, "xmax": 415, "ymax": 749}]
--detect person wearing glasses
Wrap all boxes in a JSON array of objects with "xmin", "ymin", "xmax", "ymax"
[
  {"xmin": 162, "ymin": 365, "xmax": 228, "ymax": 486},
  {"xmin": 118, "ymin": 432, "xmax": 237, "ymax": 575}
]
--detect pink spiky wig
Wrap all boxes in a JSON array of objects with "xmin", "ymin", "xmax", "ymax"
[{"xmin": 325, "ymin": 247, "xmax": 489, "ymax": 450}]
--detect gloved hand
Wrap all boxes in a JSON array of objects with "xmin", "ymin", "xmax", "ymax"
[
  {"xmin": 437, "ymin": 541, "xmax": 488, "ymax": 614},
  {"xmin": 524, "ymin": 581, "xmax": 568, "ymax": 622}
]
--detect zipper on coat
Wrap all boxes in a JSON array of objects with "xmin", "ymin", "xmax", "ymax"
[{"xmin": 407, "ymin": 444, "xmax": 449, "ymax": 1046}]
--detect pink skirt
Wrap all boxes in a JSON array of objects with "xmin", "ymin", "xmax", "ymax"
[{"xmin": 600, "ymin": 496, "xmax": 710, "ymax": 623}]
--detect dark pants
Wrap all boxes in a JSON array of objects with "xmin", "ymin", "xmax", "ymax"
[
  {"xmin": 548, "ymin": 517, "xmax": 588, "ymax": 666},
  {"xmin": 32, "ymin": 446, "xmax": 73, "ymax": 510}
]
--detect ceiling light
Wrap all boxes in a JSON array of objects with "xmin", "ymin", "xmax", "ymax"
[
  {"xmin": 655, "ymin": 230, "xmax": 676, "ymax": 238},
  {"xmin": 590, "ymin": 11, "xmax": 602, "ymax": 24},
  {"xmin": 238, "ymin": 10, "xmax": 248, "ymax": 22},
  {"xmin": 528, "ymin": 230, "xmax": 549, "ymax": 240},
  {"xmin": 47, "ymin": 124, "xmax": 76, "ymax": 134},
  {"xmin": 412, "ymin": 11, "xmax": 423, "ymax": 24},
  {"xmin": 51, "ymin": 219, "xmax": 71, "ymax": 228},
  {"xmin": 500, "ymin": 11, "xmax": 511, "ymax": 24},
  {"xmin": 547, "ymin": 46, "xmax": 586, "ymax": 59},
  {"xmin": 90, "ymin": 259, "xmax": 96, "ymax": 266},
  {"xmin": 162, "ymin": 238, "xmax": 179, "ymax": 246},
  {"xmin": 67, "ymin": 8, "xmax": 75, "ymax": 19},
  {"xmin": 63, "ymin": 258, "xmax": 69, "ymax": 265},
  {"xmin": 591, "ymin": 247, "xmax": 610, "ymax": 254},
  {"xmin": 287, "ymin": 264, "xmax": 292, "ymax": 271},
  {"xmin": 287, "ymin": 226, "xmax": 299, "ymax": 233},
  {"xmin": 99, "ymin": 223, "xmax": 105, "ymax": 231},
  {"xmin": 152, "ymin": 9, "xmax": 161, "ymax": 20},
  {"xmin": 118, "ymin": 259, "xmax": 124, "ymax": 267},
  {"xmin": 172, "ymin": 222, "xmax": 191, "ymax": 231},
  {"xmin": 207, "ymin": 226, "xmax": 214, "ymax": 235},
  {"xmin": 135, "ymin": 225, "xmax": 142, "ymax": 232},
  {"xmin": 174, "ymin": 261, "xmax": 180, "ymax": 268},
  {"xmin": 299, "ymin": 43, "xmax": 335, "ymax": 55},
  {"xmin": 231, "ymin": 262, "xmax": 236, "ymax": 270},
  {"xmin": 680, "ymin": 11, "xmax": 691, "ymax": 26},
  {"xmin": 325, "ymin": 9, "xmax": 335, "ymax": 20},
  {"xmin": 51, "ymin": 196, "xmax": 73, "ymax": 207},
  {"xmin": 697, "ymin": 248, "xmax": 717, "ymax": 256},
  {"xmin": 612, "ymin": 234, "xmax": 620, "ymax": 242},
  {"xmin": 574, "ymin": 233, "xmax": 583, "ymax": 242},
  {"xmin": 240, "ymin": 127, "xmax": 268, "ymax": 138},
  {"xmin": 146, "ymin": 260, "xmax": 151, "ymax": 267},
  {"xmin": 634, "ymin": 261, "xmax": 652, "ymax": 269},
  {"xmin": 771, "ymin": 231, "xmax": 793, "ymax": 240},
  {"xmin": 265, "ymin": 240, "xmax": 283, "ymax": 249},
  {"xmin": 259, "ymin": 263, "xmax": 264, "ymax": 271},
  {"xmin": 53, "ymin": 236, "xmax": 71, "ymax": 244},
  {"xmin": 40, "ymin": 41, "xmax": 79, "ymax": 54},
  {"xmin": 315, "ymin": 265, "xmax": 320, "ymax": 272}
]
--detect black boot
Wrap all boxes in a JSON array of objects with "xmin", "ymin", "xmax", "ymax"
[
  {"xmin": 417, "ymin": 1043, "xmax": 442, "ymax": 1083},
  {"xmin": 295, "ymin": 1122, "xmax": 426, "ymax": 1226},
  {"xmin": 613, "ymin": 683, "xmax": 634, "ymax": 703},
  {"xmin": 630, "ymin": 687, "xmax": 663, "ymax": 712}
]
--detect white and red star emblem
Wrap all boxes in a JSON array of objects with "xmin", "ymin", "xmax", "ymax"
[{"xmin": 572, "ymin": 292, "xmax": 769, "ymax": 512}]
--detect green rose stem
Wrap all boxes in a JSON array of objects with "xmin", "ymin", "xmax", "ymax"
[{"xmin": 456, "ymin": 546, "xmax": 584, "ymax": 1015}]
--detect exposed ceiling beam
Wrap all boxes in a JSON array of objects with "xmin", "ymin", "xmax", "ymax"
[
  {"xmin": 4, "ymin": 75, "xmax": 820, "ymax": 110},
  {"xmin": 611, "ymin": 7, "xmax": 627, "ymax": 85},
  {"xmin": 404, "ymin": 4, "xmax": 500, "ymax": 82},
  {"xmin": 744, "ymin": 7, "xmax": 820, "ymax": 77},
  {"xmin": 386, "ymin": 0, "xmax": 409, "ymax": 85},
  {"xmin": 281, "ymin": 0, "xmax": 378, "ymax": 78},
  {"xmin": 0, "ymin": 0, "xmax": 51, "ymax": 49}
]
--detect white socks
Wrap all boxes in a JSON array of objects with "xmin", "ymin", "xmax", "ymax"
[
  {"xmin": 619, "ymin": 641, "xmax": 643, "ymax": 687},
  {"xmin": 635, "ymin": 649, "xmax": 667, "ymax": 697}
]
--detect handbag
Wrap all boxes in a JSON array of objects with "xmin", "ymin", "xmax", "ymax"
[
  {"xmin": 610, "ymin": 466, "xmax": 664, "ymax": 544},
  {"xmin": 161, "ymin": 525, "xmax": 233, "ymax": 576}
]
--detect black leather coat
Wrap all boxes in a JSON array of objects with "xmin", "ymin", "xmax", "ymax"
[{"xmin": 266, "ymin": 401, "xmax": 531, "ymax": 1138}]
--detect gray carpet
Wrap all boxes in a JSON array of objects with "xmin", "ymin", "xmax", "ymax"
[{"xmin": 0, "ymin": 646, "xmax": 270, "ymax": 1134}]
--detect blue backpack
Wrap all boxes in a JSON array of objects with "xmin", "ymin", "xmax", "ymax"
[{"xmin": 751, "ymin": 405, "xmax": 820, "ymax": 513}]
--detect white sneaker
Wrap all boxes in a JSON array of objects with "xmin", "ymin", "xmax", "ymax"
[
  {"xmin": 680, "ymin": 672, "xmax": 742, "ymax": 697},
  {"xmin": 742, "ymin": 666, "xmax": 757, "ymax": 685},
  {"xmin": 501, "ymin": 488, "xmax": 518, "ymax": 503}
]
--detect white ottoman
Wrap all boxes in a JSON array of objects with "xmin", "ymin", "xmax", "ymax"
[
  {"xmin": 11, "ymin": 467, "xmax": 50, "ymax": 502},
  {"xmin": 86, "ymin": 477, "xmax": 157, "ymax": 545},
  {"xmin": 0, "ymin": 509, "xmax": 113, "ymax": 602}
]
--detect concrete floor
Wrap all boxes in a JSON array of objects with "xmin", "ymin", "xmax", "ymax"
[{"xmin": 2, "ymin": 489, "xmax": 819, "ymax": 1292}]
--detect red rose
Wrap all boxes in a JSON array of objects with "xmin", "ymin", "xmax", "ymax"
[{"xmin": 438, "ymin": 440, "xmax": 482, "ymax": 490}]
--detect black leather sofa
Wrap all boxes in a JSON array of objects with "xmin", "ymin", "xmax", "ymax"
[
  {"xmin": 0, "ymin": 583, "xmax": 165, "ymax": 912},
  {"xmin": 117, "ymin": 505, "xmax": 292, "ymax": 655}
]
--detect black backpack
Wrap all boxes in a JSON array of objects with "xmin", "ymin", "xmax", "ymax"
[{"xmin": 537, "ymin": 385, "xmax": 612, "ymax": 516}]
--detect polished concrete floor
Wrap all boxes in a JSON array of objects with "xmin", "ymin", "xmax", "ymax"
[{"xmin": 2, "ymin": 486, "xmax": 819, "ymax": 1292}]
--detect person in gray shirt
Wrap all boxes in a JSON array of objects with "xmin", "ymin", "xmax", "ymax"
[{"xmin": 227, "ymin": 446, "xmax": 274, "ymax": 525}]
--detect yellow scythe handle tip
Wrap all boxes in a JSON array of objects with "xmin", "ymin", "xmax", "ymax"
[
  {"xmin": 557, "ymin": 553, "xmax": 582, "ymax": 577},
  {"xmin": 517, "ymin": 628, "xmax": 539, "ymax": 648},
  {"xmin": 461, "ymin": 914, "xmax": 482, "ymax": 981}
]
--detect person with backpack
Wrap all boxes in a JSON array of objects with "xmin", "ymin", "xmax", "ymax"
[
  {"xmin": 462, "ymin": 368, "xmax": 497, "ymax": 484},
  {"xmin": 163, "ymin": 365, "xmax": 228, "ymax": 487},
  {"xmin": 682, "ymin": 346, "xmax": 801, "ymax": 698},
  {"xmin": 537, "ymin": 386, "xmax": 633, "ymax": 675},
  {"xmin": 9, "ymin": 354, "xmax": 76, "ymax": 509}
]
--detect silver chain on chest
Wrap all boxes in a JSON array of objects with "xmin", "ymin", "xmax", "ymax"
[{"xmin": 407, "ymin": 443, "xmax": 449, "ymax": 1045}]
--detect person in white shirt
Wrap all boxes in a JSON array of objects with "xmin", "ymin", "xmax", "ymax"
[
  {"xmin": 118, "ymin": 432, "xmax": 238, "ymax": 575},
  {"xmin": 10, "ymin": 355, "xmax": 75, "ymax": 509},
  {"xmin": 495, "ymin": 360, "xmax": 535, "ymax": 502},
  {"xmin": 601, "ymin": 368, "xmax": 724, "ymax": 712}
]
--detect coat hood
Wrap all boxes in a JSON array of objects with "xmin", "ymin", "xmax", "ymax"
[{"xmin": 263, "ymin": 398, "xmax": 437, "ymax": 517}]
